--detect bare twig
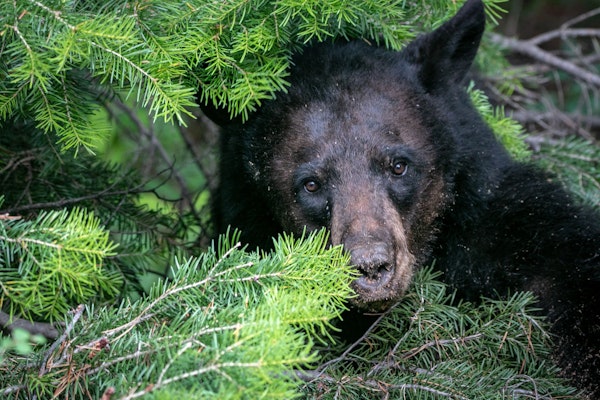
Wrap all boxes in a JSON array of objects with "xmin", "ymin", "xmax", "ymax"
[
  {"xmin": 489, "ymin": 33, "xmax": 600, "ymax": 88},
  {"xmin": 560, "ymin": 7, "xmax": 600, "ymax": 30},
  {"xmin": 528, "ymin": 28, "xmax": 600, "ymax": 46},
  {"xmin": 39, "ymin": 304, "xmax": 85, "ymax": 376},
  {"xmin": 314, "ymin": 306, "xmax": 395, "ymax": 376},
  {"xmin": 399, "ymin": 333, "xmax": 484, "ymax": 360},
  {"xmin": 0, "ymin": 179, "xmax": 148, "ymax": 215},
  {"xmin": 108, "ymin": 97, "xmax": 205, "ymax": 226}
]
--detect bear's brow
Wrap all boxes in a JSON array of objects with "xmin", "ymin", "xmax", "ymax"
[{"xmin": 293, "ymin": 161, "xmax": 325, "ymax": 185}]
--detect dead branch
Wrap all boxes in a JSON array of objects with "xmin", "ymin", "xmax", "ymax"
[
  {"xmin": 0, "ymin": 310, "xmax": 61, "ymax": 340},
  {"xmin": 39, "ymin": 304, "xmax": 85, "ymax": 376},
  {"xmin": 488, "ymin": 33, "xmax": 600, "ymax": 88}
]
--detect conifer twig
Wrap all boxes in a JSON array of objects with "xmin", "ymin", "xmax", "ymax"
[
  {"xmin": 399, "ymin": 333, "xmax": 484, "ymax": 360},
  {"xmin": 314, "ymin": 306, "xmax": 396, "ymax": 376},
  {"xmin": 39, "ymin": 304, "xmax": 85, "ymax": 376},
  {"xmin": 103, "ymin": 244, "xmax": 245, "ymax": 340},
  {"xmin": 0, "ymin": 182, "xmax": 148, "ymax": 215},
  {"xmin": 296, "ymin": 370, "xmax": 470, "ymax": 399}
]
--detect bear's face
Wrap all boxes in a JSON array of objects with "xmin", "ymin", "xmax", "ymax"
[
  {"xmin": 264, "ymin": 85, "xmax": 450, "ymax": 309},
  {"xmin": 210, "ymin": 0, "xmax": 488, "ymax": 311}
]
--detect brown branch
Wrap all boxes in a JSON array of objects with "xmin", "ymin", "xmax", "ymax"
[
  {"xmin": 511, "ymin": 110, "xmax": 600, "ymax": 132},
  {"xmin": 39, "ymin": 304, "xmax": 85, "ymax": 376},
  {"xmin": 528, "ymin": 28, "xmax": 600, "ymax": 46},
  {"xmin": 489, "ymin": 33, "xmax": 600, "ymax": 88},
  {"xmin": 0, "ymin": 310, "xmax": 61, "ymax": 340},
  {"xmin": 560, "ymin": 7, "xmax": 600, "ymax": 30},
  {"xmin": 0, "ymin": 186, "xmax": 144, "ymax": 215},
  {"xmin": 0, "ymin": 163, "xmax": 176, "ymax": 216}
]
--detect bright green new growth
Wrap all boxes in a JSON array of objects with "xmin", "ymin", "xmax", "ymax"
[
  {"xmin": 1, "ymin": 230, "xmax": 355, "ymax": 399},
  {"xmin": 0, "ymin": 200, "xmax": 121, "ymax": 321},
  {"xmin": 0, "ymin": 0, "xmax": 411, "ymax": 152}
]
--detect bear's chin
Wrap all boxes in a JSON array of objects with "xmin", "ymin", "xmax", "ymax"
[
  {"xmin": 348, "ymin": 282, "xmax": 405, "ymax": 313},
  {"xmin": 348, "ymin": 296, "xmax": 398, "ymax": 313}
]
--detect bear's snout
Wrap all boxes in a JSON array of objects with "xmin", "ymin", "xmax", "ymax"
[{"xmin": 349, "ymin": 243, "xmax": 394, "ymax": 290}]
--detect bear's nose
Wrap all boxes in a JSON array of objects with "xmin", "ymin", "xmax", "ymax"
[{"xmin": 349, "ymin": 243, "xmax": 394, "ymax": 289}]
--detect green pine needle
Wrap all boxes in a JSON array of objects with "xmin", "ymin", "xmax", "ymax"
[
  {"xmin": 536, "ymin": 137, "xmax": 600, "ymax": 209},
  {"xmin": 0, "ymin": 230, "xmax": 355, "ymax": 399},
  {"xmin": 0, "ymin": 206, "xmax": 120, "ymax": 321}
]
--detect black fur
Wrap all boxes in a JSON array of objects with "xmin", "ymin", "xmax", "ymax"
[{"xmin": 203, "ymin": 0, "xmax": 600, "ymax": 395}]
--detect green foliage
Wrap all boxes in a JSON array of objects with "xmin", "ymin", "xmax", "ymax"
[
  {"xmin": 0, "ymin": 1, "xmax": 597, "ymax": 398},
  {"xmin": 536, "ymin": 137, "xmax": 600, "ymax": 210},
  {"xmin": 1, "ymin": 0, "xmax": 521, "ymax": 152},
  {"xmin": 0, "ymin": 199, "xmax": 120, "ymax": 321},
  {"xmin": 0, "ymin": 329, "xmax": 46, "ymax": 365},
  {"xmin": 0, "ymin": 236, "xmax": 576, "ymax": 399},
  {"xmin": 0, "ymin": 230, "xmax": 355, "ymax": 399},
  {"xmin": 468, "ymin": 84, "xmax": 532, "ymax": 161},
  {"xmin": 0, "ymin": 121, "xmax": 195, "ymax": 309},
  {"xmin": 0, "ymin": 0, "xmax": 413, "ymax": 152},
  {"xmin": 302, "ymin": 268, "xmax": 579, "ymax": 399}
]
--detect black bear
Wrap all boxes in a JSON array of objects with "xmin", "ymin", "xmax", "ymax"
[{"xmin": 204, "ymin": 0, "xmax": 600, "ymax": 396}]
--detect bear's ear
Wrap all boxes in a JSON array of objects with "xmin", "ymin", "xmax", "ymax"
[{"xmin": 403, "ymin": 0, "xmax": 485, "ymax": 92}]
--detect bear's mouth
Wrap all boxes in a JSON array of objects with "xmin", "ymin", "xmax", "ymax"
[
  {"xmin": 348, "ymin": 244, "xmax": 396, "ymax": 305},
  {"xmin": 351, "ymin": 267, "xmax": 395, "ymax": 309}
]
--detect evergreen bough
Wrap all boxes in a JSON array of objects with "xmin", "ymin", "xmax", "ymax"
[
  {"xmin": 0, "ymin": 200, "xmax": 120, "ymax": 321},
  {"xmin": 536, "ymin": 137, "xmax": 600, "ymax": 210},
  {"xmin": 0, "ymin": 235, "xmax": 579, "ymax": 398},
  {"xmin": 0, "ymin": 0, "xmax": 598, "ymax": 399},
  {"xmin": 1, "ymin": 230, "xmax": 356, "ymax": 399},
  {"xmin": 303, "ymin": 269, "xmax": 578, "ymax": 399}
]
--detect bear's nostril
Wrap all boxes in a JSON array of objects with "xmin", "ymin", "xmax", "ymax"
[
  {"xmin": 358, "ymin": 261, "xmax": 392, "ymax": 279},
  {"xmin": 349, "ymin": 244, "xmax": 394, "ymax": 282}
]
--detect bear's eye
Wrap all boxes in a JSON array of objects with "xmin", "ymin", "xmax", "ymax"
[
  {"xmin": 304, "ymin": 180, "xmax": 321, "ymax": 193},
  {"xmin": 391, "ymin": 161, "xmax": 408, "ymax": 176}
]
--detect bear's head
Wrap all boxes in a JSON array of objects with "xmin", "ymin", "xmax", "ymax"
[{"xmin": 206, "ymin": 0, "xmax": 506, "ymax": 311}]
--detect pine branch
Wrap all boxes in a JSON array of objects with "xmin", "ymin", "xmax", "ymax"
[
  {"xmin": 468, "ymin": 84, "xmax": 531, "ymax": 161},
  {"xmin": 0, "ymin": 231, "xmax": 355, "ymax": 399},
  {"xmin": 0, "ymin": 207, "xmax": 120, "ymax": 321},
  {"xmin": 1, "ymin": 0, "xmax": 456, "ymax": 150},
  {"xmin": 300, "ymin": 269, "xmax": 578, "ymax": 399},
  {"xmin": 535, "ymin": 137, "xmax": 600, "ymax": 210}
]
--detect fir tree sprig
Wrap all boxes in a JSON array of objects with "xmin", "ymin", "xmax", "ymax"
[
  {"xmin": 0, "ymin": 230, "xmax": 355, "ymax": 399},
  {"xmin": 468, "ymin": 83, "xmax": 532, "ymax": 161},
  {"xmin": 0, "ymin": 202, "xmax": 121, "ymax": 321},
  {"xmin": 301, "ymin": 268, "xmax": 579, "ymax": 399},
  {"xmin": 1, "ymin": 0, "xmax": 509, "ymax": 151},
  {"xmin": 535, "ymin": 137, "xmax": 600, "ymax": 210},
  {"xmin": 0, "ymin": 124, "xmax": 191, "ymax": 302}
]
